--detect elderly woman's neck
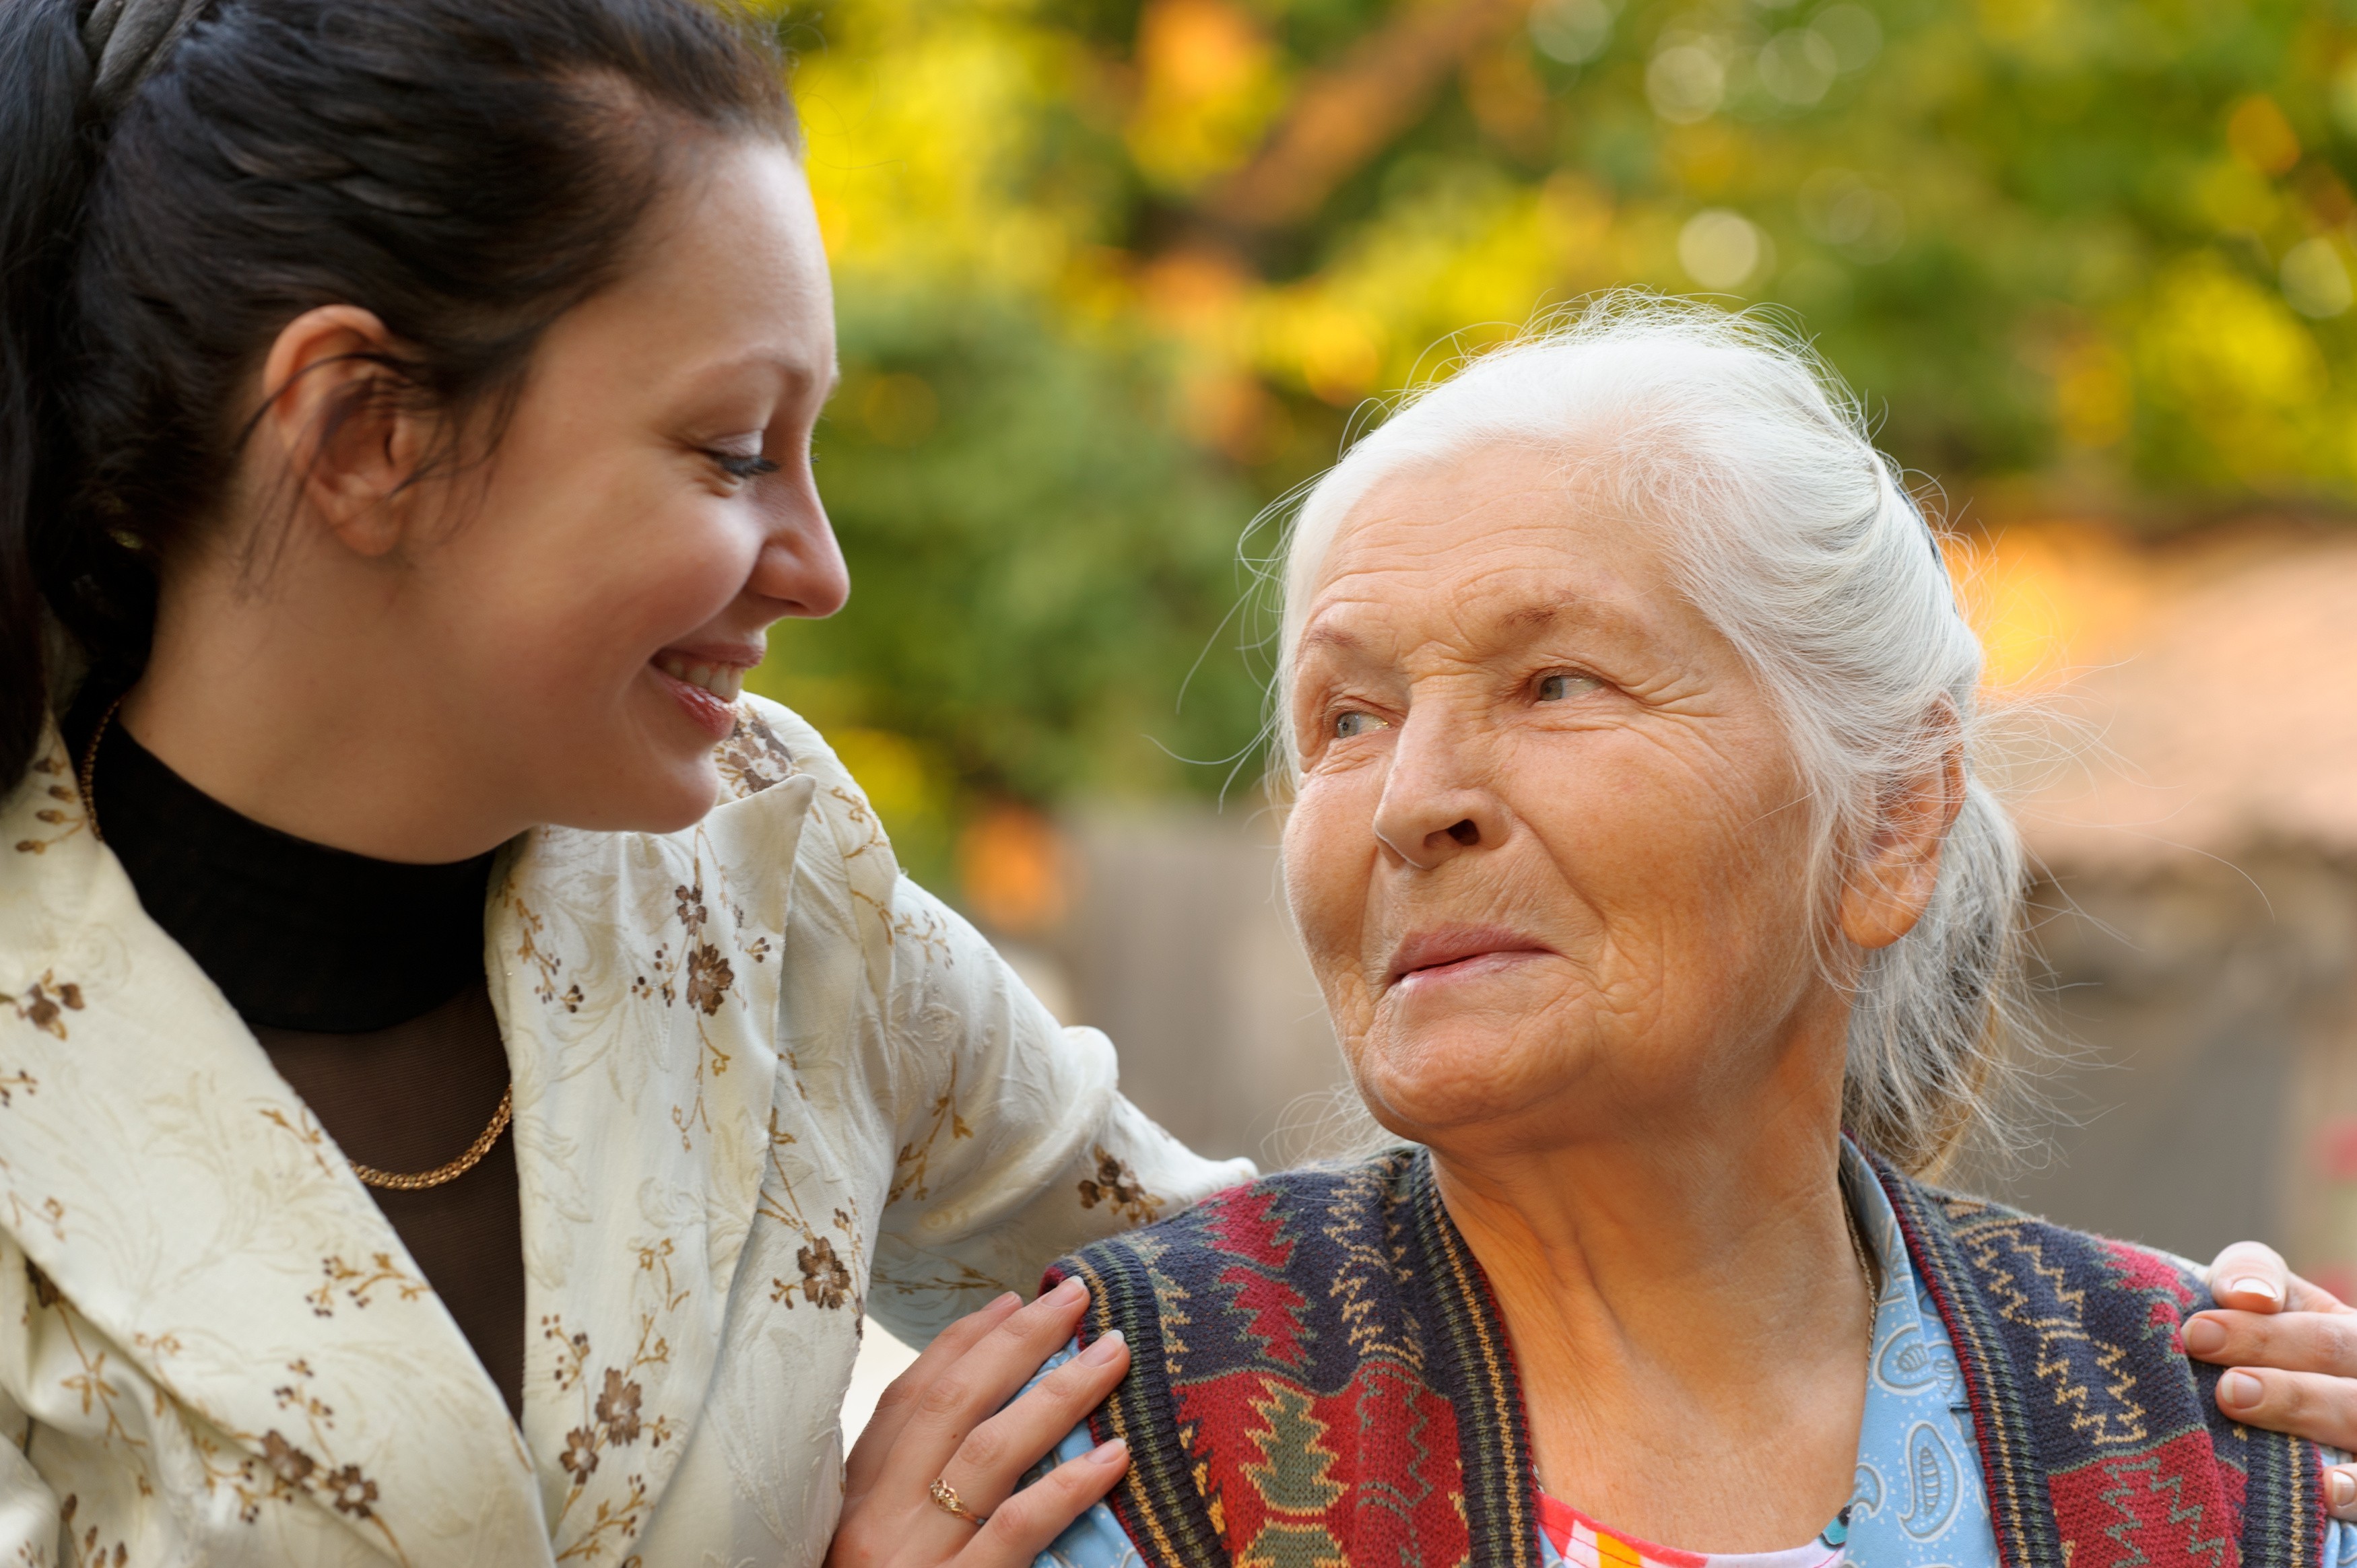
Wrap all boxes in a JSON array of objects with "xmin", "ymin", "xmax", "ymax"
[{"xmin": 1429, "ymin": 1088, "xmax": 1875, "ymax": 1550}]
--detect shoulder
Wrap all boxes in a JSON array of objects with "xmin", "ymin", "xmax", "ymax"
[
  {"xmin": 1874, "ymin": 1168, "xmax": 2328, "ymax": 1568},
  {"xmin": 1044, "ymin": 1151, "xmax": 1429, "ymax": 1378},
  {"xmin": 1883, "ymin": 1169, "xmax": 2212, "ymax": 1320},
  {"xmin": 1051, "ymin": 1150, "xmax": 1417, "ymax": 1282}
]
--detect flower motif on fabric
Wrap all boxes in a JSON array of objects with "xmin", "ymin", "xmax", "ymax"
[
  {"xmin": 788, "ymin": 1237, "xmax": 853, "ymax": 1309},
  {"xmin": 307, "ymin": 1254, "xmax": 430, "ymax": 1318},
  {"xmin": 659, "ymin": 864, "xmax": 754, "ymax": 1149},
  {"xmin": 4, "ymin": 971, "xmax": 84, "ymax": 1040},
  {"xmin": 323, "ymin": 1464, "xmax": 380, "ymax": 1518},
  {"xmin": 684, "ymin": 941, "xmax": 734, "ymax": 1017},
  {"xmin": 543, "ymin": 1242, "xmax": 688, "ymax": 1558},
  {"xmin": 261, "ymin": 1431, "xmax": 314, "ymax": 1489},
  {"xmin": 57, "ymin": 1495, "xmax": 129, "ymax": 1565},
  {"xmin": 1077, "ymin": 1147, "xmax": 1164, "ymax": 1227},
  {"xmin": 890, "ymin": 1058, "xmax": 973, "ymax": 1204},
  {"xmin": 13, "ymin": 750, "xmax": 90, "ymax": 855},
  {"xmin": 510, "ymin": 893, "xmax": 570, "ymax": 1009},
  {"xmin": 595, "ymin": 1368, "xmax": 644, "ymax": 1442},
  {"xmin": 192, "ymin": 1363, "xmax": 403, "ymax": 1552},
  {"xmin": 764, "ymin": 1116, "xmax": 869, "ymax": 1316},
  {"xmin": 715, "ymin": 709, "xmax": 798, "ymax": 798}
]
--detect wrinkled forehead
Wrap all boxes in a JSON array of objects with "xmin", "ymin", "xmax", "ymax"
[{"xmin": 1288, "ymin": 440, "xmax": 1691, "ymax": 670}]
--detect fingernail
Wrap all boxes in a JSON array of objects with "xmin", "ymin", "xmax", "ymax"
[
  {"xmin": 2230, "ymin": 1276, "xmax": 2282, "ymax": 1305},
  {"xmin": 1081, "ymin": 1329, "xmax": 1126, "ymax": 1366},
  {"xmin": 2183, "ymin": 1316, "xmax": 2227, "ymax": 1356},
  {"xmin": 1090, "ymin": 1437, "xmax": 1128, "ymax": 1466},
  {"xmin": 1056, "ymin": 1276, "xmax": 1088, "ymax": 1303},
  {"xmin": 2333, "ymin": 1469, "xmax": 2357, "ymax": 1509},
  {"xmin": 2221, "ymin": 1369, "xmax": 2263, "ymax": 1409}
]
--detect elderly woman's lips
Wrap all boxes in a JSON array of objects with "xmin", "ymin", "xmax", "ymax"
[{"xmin": 1386, "ymin": 926, "xmax": 1553, "ymax": 986}]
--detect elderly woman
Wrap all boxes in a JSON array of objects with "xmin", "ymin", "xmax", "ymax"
[{"xmin": 851, "ymin": 300, "xmax": 2357, "ymax": 1568}]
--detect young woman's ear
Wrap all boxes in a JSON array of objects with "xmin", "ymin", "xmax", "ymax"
[
  {"xmin": 255, "ymin": 304, "xmax": 432, "ymax": 557},
  {"xmin": 1838, "ymin": 699, "xmax": 1968, "ymax": 951}
]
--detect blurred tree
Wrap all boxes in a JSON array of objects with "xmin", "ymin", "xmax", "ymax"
[{"xmin": 754, "ymin": 0, "xmax": 2357, "ymax": 892}]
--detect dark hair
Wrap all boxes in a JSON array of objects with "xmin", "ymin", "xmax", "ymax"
[{"xmin": 0, "ymin": 0, "xmax": 796, "ymax": 787}]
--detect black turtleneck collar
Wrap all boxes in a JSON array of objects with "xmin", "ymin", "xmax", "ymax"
[{"xmin": 65, "ymin": 693, "xmax": 495, "ymax": 1032}]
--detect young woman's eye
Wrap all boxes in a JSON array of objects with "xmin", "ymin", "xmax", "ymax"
[
  {"xmin": 1333, "ymin": 710, "xmax": 1388, "ymax": 740},
  {"xmin": 1536, "ymin": 671, "xmax": 1601, "ymax": 702},
  {"xmin": 706, "ymin": 449, "xmax": 781, "ymax": 483}
]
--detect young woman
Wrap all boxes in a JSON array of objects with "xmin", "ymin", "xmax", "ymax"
[{"xmin": 0, "ymin": 1, "xmax": 2350, "ymax": 1564}]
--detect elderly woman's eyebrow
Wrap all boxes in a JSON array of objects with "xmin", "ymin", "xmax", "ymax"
[{"xmin": 1296, "ymin": 625, "xmax": 1368, "ymax": 658}]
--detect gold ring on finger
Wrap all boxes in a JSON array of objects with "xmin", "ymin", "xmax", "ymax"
[{"xmin": 929, "ymin": 1478, "xmax": 989, "ymax": 1528}]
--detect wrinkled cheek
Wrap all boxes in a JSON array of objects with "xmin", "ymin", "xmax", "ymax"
[{"xmin": 1282, "ymin": 787, "xmax": 1377, "ymax": 1009}]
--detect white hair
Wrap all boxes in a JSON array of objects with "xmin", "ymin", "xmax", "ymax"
[{"xmin": 1273, "ymin": 294, "xmax": 2029, "ymax": 1173}]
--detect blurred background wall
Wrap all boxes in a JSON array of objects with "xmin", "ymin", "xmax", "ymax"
[{"xmin": 745, "ymin": 0, "xmax": 2357, "ymax": 1424}]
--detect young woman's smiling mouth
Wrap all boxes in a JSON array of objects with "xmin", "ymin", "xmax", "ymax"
[{"xmin": 650, "ymin": 642, "xmax": 760, "ymax": 739}]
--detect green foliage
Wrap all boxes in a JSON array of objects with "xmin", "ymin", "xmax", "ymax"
[
  {"xmin": 755, "ymin": 0, "xmax": 2357, "ymax": 854},
  {"xmin": 751, "ymin": 287, "xmax": 1271, "ymax": 880}
]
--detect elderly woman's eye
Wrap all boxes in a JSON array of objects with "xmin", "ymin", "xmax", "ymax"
[
  {"xmin": 1536, "ymin": 672, "xmax": 1601, "ymax": 702},
  {"xmin": 1333, "ymin": 710, "xmax": 1387, "ymax": 740}
]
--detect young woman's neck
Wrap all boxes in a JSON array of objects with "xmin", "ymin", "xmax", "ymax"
[
  {"xmin": 1428, "ymin": 1009, "xmax": 1871, "ymax": 1555},
  {"xmin": 123, "ymin": 539, "xmax": 527, "ymax": 864}
]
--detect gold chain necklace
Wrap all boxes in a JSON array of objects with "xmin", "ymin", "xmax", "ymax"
[{"xmin": 77, "ymin": 699, "xmax": 511, "ymax": 1192}]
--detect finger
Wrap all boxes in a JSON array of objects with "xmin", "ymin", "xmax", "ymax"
[
  {"xmin": 2208, "ymin": 1242, "xmax": 2292, "ymax": 1314},
  {"xmin": 962, "ymin": 1439, "xmax": 1131, "ymax": 1567},
  {"xmin": 2183, "ymin": 1308, "xmax": 2357, "ymax": 1377},
  {"xmin": 2285, "ymin": 1270, "xmax": 2355, "ymax": 1314},
  {"xmin": 939, "ymin": 1329, "xmax": 1131, "ymax": 1513},
  {"xmin": 893, "ymin": 1277, "xmax": 1095, "ymax": 1491},
  {"xmin": 2212, "ymin": 1365, "xmax": 2357, "ymax": 1452},
  {"xmin": 844, "ymin": 1293, "xmax": 1024, "ymax": 1500},
  {"xmin": 2327, "ymin": 1464, "xmax": 2357, "ymax": 1522}
]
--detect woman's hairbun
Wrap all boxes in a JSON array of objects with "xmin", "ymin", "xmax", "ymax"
[{"xmin": 80, "ymin": 0, "xmax": 211, "ymax": 111}]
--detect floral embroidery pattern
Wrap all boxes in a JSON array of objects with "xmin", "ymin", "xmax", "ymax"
[
  {"xmin": 762, "ymin": 1112, "xmax": 867, "ymax": 1315},
  {"xmin": 829, "ymin": 784, "xmax": 956, "ymax": 966},
  {"xmin": 180, "ymin": 1363, "xmax": 405, "ymax": 1556},
  {"xmin": 57, "ymin": 1495, "xmax": 127, "ymax": 1565},
  {"xmin": 544, "ymin": 1241, "xmax": 688, "ymax": 1553},
  {"xmin": 677, "ymin": 885, "xmax": 736, "ymax": 1018},
  {"xmin": 869, "ymin": 1254, "xmax": 1014, "ymax": 1303},
  {"xmin": 715, "ymin": 708, "xmax": 797, "ymax": 798},
  {"xmin": 510, "ymin": 893, "xmax": 580, "ymax": 1011},
  {"xmin": 11, "ymin": 751, "xmax": 88, "ymax": 856},
  {"xmin": 787, "ymin": 1236, "xmax": 852, "ymax": 1309},
  {"xmin": 3, "ymin": 972, "xmax": 84, "ymax": 1041},
  {"xmin": 4, "ymin": 1190, "xmax": 66, "ymax": 1244},
  {"xmin": 258, "ymin": 1104, "xmax": 338, "ymax": 1180},
  {"xmin": 890, "ymin": 1060, "xmax": 973, "ymax": 1205},
  {"xmin": 306, "ymin": 1254, "xmax": 430, "ymax": 1318},
  {"xmin": 1077, "ymin": 1147, "xmax": 1164, "ymax": 1227},
  {"xmin": 39, "ymin": 1281, "xmax": 150, "ymax": 1480}
]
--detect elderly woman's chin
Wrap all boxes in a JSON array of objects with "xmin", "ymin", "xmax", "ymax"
[{"xmin": 1338, "ymin": 966, "xmax": 1642, "ymax": 1144}]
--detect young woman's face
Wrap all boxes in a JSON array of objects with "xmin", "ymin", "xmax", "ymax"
[{"xmin": 397, "ymin": 137, "xmax": 846, "ymax": 834}]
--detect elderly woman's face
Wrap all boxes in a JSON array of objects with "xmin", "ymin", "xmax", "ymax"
[{"xmin": 1283, "ymin": 443, "xmax": 1839, "ymax": 1149}]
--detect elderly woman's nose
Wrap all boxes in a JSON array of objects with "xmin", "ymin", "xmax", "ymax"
[{"xmin": 1368, "ymin": 716, "xmax": 1508, "ymax": 870}]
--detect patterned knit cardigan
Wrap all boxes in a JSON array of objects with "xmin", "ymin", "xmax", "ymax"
[{"xmin": 1041, "ymin": 1147, "xmax": 2328, "ymax": 1568}]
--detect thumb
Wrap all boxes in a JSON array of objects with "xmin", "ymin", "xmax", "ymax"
[{"xmin": 2207, "ymin": 1241, "xmax": 2290, "ymax": 1314}]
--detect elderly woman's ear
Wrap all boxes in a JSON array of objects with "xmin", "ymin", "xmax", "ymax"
[{"xmin": 1837, "ymin": 700, "xmax": 1967, "ymax": 951}]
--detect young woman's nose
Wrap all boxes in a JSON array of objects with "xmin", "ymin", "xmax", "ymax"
[{"xmin": 753, "ymin": 491, "xmax": 850, "ymax": 619}]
